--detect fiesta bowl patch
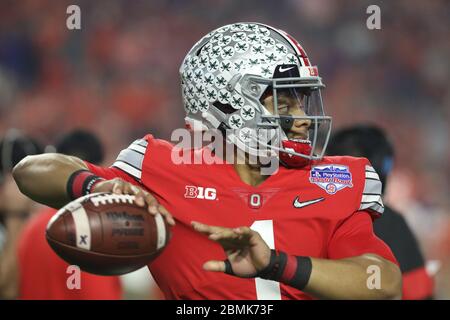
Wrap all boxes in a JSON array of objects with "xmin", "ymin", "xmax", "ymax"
[{"xmin": 309, "ymin": 165, "xmax": 353, "ymax": 194}]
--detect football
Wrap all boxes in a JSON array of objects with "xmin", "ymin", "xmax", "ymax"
[{"xmin": 46, "ymin": 192, "xmax": 171, "ymax": 276}]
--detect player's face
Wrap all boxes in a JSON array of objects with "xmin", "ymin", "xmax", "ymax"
[{"xmin": 262, "ymin": 89, "xmax": 312, "ymax": 140}]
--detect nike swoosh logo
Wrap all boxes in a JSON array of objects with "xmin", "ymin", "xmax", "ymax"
[
  {"xmin": 293, "ymin": 196, "xmax": 324, "ymax": 208},
  {"xmin": 278, "ymin": 66, "xmax": 295, "ymax": 72}
]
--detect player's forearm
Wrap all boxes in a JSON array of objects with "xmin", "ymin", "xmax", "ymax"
[
  {"xmin": 303, "ymin": 254, "xmax": 402, "ymax": 300},
  {"xmin": 13, "ymin": 153, "xmax": 88, "ymax": 208}
]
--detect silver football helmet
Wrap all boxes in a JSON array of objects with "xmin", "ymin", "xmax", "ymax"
[{"xmin": 179, "ymin": 22, "xmax": 332, "ymax": 167}]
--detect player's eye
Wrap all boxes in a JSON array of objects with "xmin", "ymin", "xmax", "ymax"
[{"xmin": 277, "ymin": 104, "xmax": 289, "ymax": 115}]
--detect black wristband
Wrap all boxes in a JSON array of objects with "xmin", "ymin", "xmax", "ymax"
[
  {"xmin": 257, "ymin": 250, "xmax": 286, "ymax": 281},
  {"xmin": 224, "ymin": 259, "xmax": 234, "ymax": 275},
  {"xmin": 67, "ymin": 169, "xmax": 104, "ymax": 200},
  {"xmin": 256, "ymin": 249, "xmax": 312, "ymax": 290},
  {"xmin": 290, "ymin": 256, "xmax": 313, "ymax": 290}
]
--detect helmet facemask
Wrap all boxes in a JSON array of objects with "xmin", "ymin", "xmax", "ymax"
[{"xmin": 234, "ymin": 66, "xmax": 332, "ymax": 168}]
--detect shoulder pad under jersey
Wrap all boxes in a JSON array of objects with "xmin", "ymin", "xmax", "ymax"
[
  {"xmin": 112, "ymin": 138, "xmax": 148, "ymax": 181},
  {"xmin": 359, "ymin": 163, "xmax": 384, "ymax": 216}
]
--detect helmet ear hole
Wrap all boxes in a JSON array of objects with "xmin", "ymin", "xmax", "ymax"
[{"xmin": 213, "ymin": 101, "xmax": 237, "ymax": 114}]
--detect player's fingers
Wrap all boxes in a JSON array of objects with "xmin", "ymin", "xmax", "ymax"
[
  {"xmin": 143, "ymin": 192, "xmax": 159, "ymax": 215},
  {"xmin": 234, "ymin": 227, "xmax": 258, "ymax": 241},
  {"xmin": 233, "ymin": 226, "xmax": 252, "ymax": 234},
  {"xmin": 158, "ymin": 204, "xmax": 176, "ymax": 226},
  {"xmin": 112, "ymin": 179, "xmax": 125, "ymax": 194},
  {"xmin": 191, "ymin": 221, "xmax": 225, "ymax": 235},
  {"xmin": 127, "ymin": 185, "xmax": 145, "ymax": 206},
  {"xmin": 203, "ymin": 260, "xmax": 226, "ymax": 273},
  {"xmin": 209, "ymin": 230, "xmax": 239, "ymax": 241},
  {"xmin": 121, "ymin": 183, "xmax": 135, "ymax": 199},
  {"xmin": 191, "ymin": 221, "xmax": 214, "ymax": 235},
  {"xmin": 129, "ymin": 185, "xmax": 140, "ymax": 193},
  {"xmin": 132, "ymin": 187, "xmax": 146, "ymax": 207}
]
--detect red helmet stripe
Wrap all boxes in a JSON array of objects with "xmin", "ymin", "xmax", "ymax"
[{"xmin": 279, "ymin": 30, "xmax": 310, "ymax": 66}]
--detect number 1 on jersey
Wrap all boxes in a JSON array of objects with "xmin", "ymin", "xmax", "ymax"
[{"xmin": 250, "ymin": 220, "xmax": 281, "ymax": 300}]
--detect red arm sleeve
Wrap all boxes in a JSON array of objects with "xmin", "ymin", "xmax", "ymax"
[
  {"xmin": 402, "ymin": 267, "xmax": 434, "ymax": 300},
  {"xmin": 328, "ymin": 211, "xmax": 398, "ymax": 265}
]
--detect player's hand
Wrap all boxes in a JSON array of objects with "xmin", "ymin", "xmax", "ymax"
[
  {"xmin": 92, "ymin": 178, "xmax": 175, "ymax": 226},
  {"xmin": 191, "ymin": 221, "xmax": 271, "ymax": 278}
]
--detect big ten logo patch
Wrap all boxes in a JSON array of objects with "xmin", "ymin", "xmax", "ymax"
[{"xmin": 184, "ymin": 186, "xmax": 217, "ymax": 200}]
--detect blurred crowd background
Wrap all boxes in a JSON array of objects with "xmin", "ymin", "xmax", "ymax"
[{"xmin": 0, "ymin": 0, "xmax": 449, "ymax": 298}]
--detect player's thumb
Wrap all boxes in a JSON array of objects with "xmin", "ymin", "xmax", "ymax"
[{"xmin": 203, "ymin": 260, "xmax": 226, "ymax": 273}]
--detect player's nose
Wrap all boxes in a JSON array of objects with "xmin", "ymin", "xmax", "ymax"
[
  {"xmin": 291, "ymin": 109, "xmax": 311, "ymax": 133},
  {"xmin": 292, "ymin": 117, "xmax": 311, "ymax": 129},
  {"xmin": 289, "ymin": 122, "xmax": 310, "ymax": 140}
]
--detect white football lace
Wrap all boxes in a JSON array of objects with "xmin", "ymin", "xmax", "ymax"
[{"xmin": 90, "ymin": 194, "xmax": 135, "ymax": 207}]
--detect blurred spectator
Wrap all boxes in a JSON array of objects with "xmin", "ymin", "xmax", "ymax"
[
  {"xmin": 52, "ymin": 128, "xmax": 104, "ymax": 164},
  {"xmin": 0, "ymin": 129, "xmax": 43, "ymax": 299},
  {"xmin": 327, "ymin": 125, "xmax": 434, "ymax": 299},
  {"xmin": 17, "ymin": 129, "xmax": 123, "ymax": 299}
]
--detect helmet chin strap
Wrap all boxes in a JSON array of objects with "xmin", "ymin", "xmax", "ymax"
[
  {"xmin": 278, "ymin": 116, "xmax": 312, "ymax": 168},
  {"xmin": 279, "ymin": 139, "xmax": 312, "ymax": 168}
]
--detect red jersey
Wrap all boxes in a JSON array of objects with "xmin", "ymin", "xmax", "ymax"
[
  {"xmin": 18, "ymin": 207, "xmax": 123, "ymax": 300},
  {"xmin": 86, "ymin": 135, "xmax": 397, "ymax": 300}
]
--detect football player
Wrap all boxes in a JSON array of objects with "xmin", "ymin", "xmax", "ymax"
[{"xmin": 13, "ymin": 23, "xmax": 401, "ymax": 299}]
